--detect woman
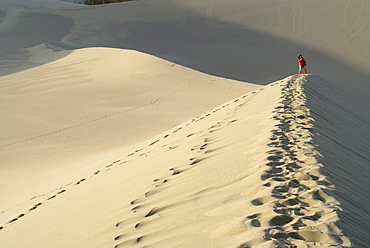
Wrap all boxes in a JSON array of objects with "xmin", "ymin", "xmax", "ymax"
[{"xmin": 297, "ymin": 54, "xmax": 308, "ymax": 74}]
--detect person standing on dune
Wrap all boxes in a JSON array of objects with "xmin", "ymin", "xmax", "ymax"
[{"xmin": 297, "ymin": 54, "xmax": 308, "ymax": 74}]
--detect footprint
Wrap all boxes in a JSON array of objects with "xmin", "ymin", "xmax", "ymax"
[
  {"xmin": 29, "ymin": 202, "xmax": 42, "ymax": 211},
  {"xmin": 251, "ymin": 219, "xmax": 261, "ymax": 227},
  {"xmin": 7, "ymin": 218, "xmax": 18, "ymax": 224},
  {"xmin": 173, "ymin": 127, "xmax": 182, "ymax": 133},
  {"xmin": 57, "ymin": 189, "xmax": 66, "ymax": 194},
  {"xmin": 144, "ymin": 189, "xmax": 160, "ymax": 197},
  {"xmin": 271, "ymin": 177, "xmax": 288, "ymax": 182},
  {"xmin": 130, "ymin": 198, "xmax": 145, "ymax": 205},
  {"xmin": 145, "ymin": 207, "xmax": 160, "ymax": 217},
  {"xmin": 266, "ymin": 162, "xmax": 285, "ymax": 166},
  {"xmin": 114, "ymin": 234, "xmax": 124, "ymax": 240},
  {"xmin": 251, "ymin": 199, "xmax": 263, "ymax": 206},
  {"xmin": 75, "ymin": 178, "xmax": 86, "ymax": 185},
  {"xmin": 171, "ymin": 170, "xmax": 182, "ymax": 175},
  {"xmin": 269, "ymin": 215, "xmax": 294, "ymax": 226},
  {"xmin": 251, "ymin": 196, "xmax": 274, "ymax": 206},
  {"xmin": 190, "ymin": 158, "xmax": 206, "ymax": 166},
  {"xmin": 267, "ymin": 155, "xmax": 283, "ymax": 161},
  {"xmin": 281, "ymin": 198, "xmax": 299, "ymax": 206},
  {"xmin": 246, "ymin": 213, "xmax": 260, "ymax": 219},
  {"xmin": 47, "ymin": 195, "xmax": 56, "ymax": 200},
  {"xmin": 153, "ymin": 178, "xmax": 168, "ymax": 185},
  {"xmin": 199, "ymin": 144, "xmax": 208, "ymax": 150},
  {"xmin": 149, "ymin": 140, "xmax": 159, "ymax": 146},
  {"xmin": 131, "ymin": 205, "xmax": 142, "ymax": 212},
  {"xmin": 312, "ymin": 190, "xmax": 326, "ymax": 202}
]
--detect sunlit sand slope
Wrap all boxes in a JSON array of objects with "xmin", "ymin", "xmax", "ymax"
[
  {"xmin": 1, "ymin": 74, "xmax": 368, "ymax": 247},
  {"xmin": 0, "ymin": 47, "xmax": 257, "ymax": 212}
]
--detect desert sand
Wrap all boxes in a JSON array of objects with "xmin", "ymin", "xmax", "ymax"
[{"xmin": 0, "ymin": 0, "xmax": 369, "ymax": 247}]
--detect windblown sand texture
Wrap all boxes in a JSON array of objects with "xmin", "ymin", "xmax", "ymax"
[
  {"xmin": 1, "ymin": 0, "xmax": 369, "ymax": 248},
  {"xmin": 1, "ymin": 74, "xmax": 368, "ymax": 247}
]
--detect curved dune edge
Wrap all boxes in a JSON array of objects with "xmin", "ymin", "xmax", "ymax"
[
  {"xmin": 1, "ymin": 74, "xmax": 368, "ymax": 247},
  {"xmin": 0, "ymin": 46, "xmax": 258, "ymax": 213}
]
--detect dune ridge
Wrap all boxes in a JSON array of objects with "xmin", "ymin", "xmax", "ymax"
[
  {"xmin": 1, "ymin": 0, "xmax": 369, "ymax": 104},
  {"xmin": 1, "ymin": 74, "xmax": 367, "ymax": 248},
  {"xmin": 1, "ymin": 1, "xmax": 369, "ymax": 247},
  {"xmin": 241, "ymin": 75, "xmax": 351, "ymax": 247}
]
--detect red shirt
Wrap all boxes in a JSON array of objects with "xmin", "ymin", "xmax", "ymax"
[{"xmin": 297, "ymin": 58, "xmax": 306, "ymax": 65}]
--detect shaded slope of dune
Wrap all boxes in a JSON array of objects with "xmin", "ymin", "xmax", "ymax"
[
  {"xmin": 1, "ymin": 74, "xmax": 367, "ymax": 247},
  {"xmin": 1, "ymin": 1, "xmax": 368, "ymax": 247},
  {"xmin": 1, "ymin": 0, "xmax": 369, "ymax": 104},
  {"xmin": 303, "ymin": 75, "xmax": 370, "ymax": 247}
]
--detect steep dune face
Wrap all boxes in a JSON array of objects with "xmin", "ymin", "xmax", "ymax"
[
  {"xmin": 1, "ymin": 75, "xmax": 367, "ymax": 248},
  {"xmin": 303, "ymin": 75, "xmax": 370, "ymax": 247}
]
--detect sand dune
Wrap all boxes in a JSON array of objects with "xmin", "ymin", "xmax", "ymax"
[
  {"xmin": 1, "ymin": 0, "xmax": 369, "ymax": 103},
  {"xmin": 0, "ymin": 47, "xmax": 257, "ymax": 212},
  {"xmin": 1, "ymin": 75, "xmax": 368, "ymax": 247},
  {"xmin": 1, "ymin": 0, "xmax": 369, "ymax": 247}
]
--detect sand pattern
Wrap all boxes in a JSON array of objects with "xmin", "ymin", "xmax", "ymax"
[
  {"xmin": 0, "ymin": 89, "xmax": 250, "ymax": 231},
  {"xmin": 244, "ymin": 75, "xmax": 351, "ymax": 247},
  {"xmin": 0, "ymin": 75, "xmax": 359, "ymax": 248},
  {"xmin": 108, "ymin": 76, "xmax": 352, "ymax": 247},
  {"xmin": 1, "ymin": 1, "xmax": 369, "ymax": 247}
]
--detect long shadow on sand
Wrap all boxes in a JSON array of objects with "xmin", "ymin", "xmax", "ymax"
[
  {"xmin": 0, "ymin": 11, "xmax": 74, "ymax": 76},
  {"xmin": 1, "ymin": 3, "xmax": 369, "ymax": 243},
  {"xmin": 0, "ymin": 2, "xmax": 369, "ymax": 104}
]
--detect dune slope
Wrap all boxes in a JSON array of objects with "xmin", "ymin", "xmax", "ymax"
[
  {"xmin": 304, "ymin": 75, "xmax": 370, "ymax": 247},
  {"xmin": 0, "ymin": 1, "xmax": 369, "ymax": 247},
  {"xmin": 0, "ymin": 47, "xmax": 257, "ymax": 213},
  {"xmin": 0, "ymin": 75, "xmax": 368, "ymax": 247},
  {"xmin": 1, "ymin": 0, "xmax": 369, "ymax": 104}
]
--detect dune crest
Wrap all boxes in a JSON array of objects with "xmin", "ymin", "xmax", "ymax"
[
  {"xmin": 229, "ymin": 75, "xmax": 351, "ymax": 247},
  {"xmin": 0, "ymin": 47, "xmax": 257, "ymax": 213},
  {"xmin": 1, "ymin": 1, "xmax": 369, "ymax": 247}
]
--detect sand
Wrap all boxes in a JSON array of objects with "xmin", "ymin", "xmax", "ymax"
[
  {"xmin": 0, "ymin": 46, "xmax": 257, "ymax": 213},
  {"xmin": 0, "ymin": 0, "xmax": 369, "ymax": 247}
]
